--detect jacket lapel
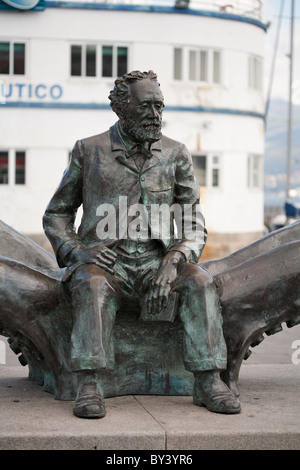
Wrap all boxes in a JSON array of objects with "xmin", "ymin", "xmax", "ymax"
[
  {"xmin": 115, "ymin": 153, "xmax": 139, "ymax": 173},
  {"xmin": 110, "ymin": 124, "xmax": 138, "ymax": 173},
  {"xmin": 140, "ymin": 153, "xmax": 160, "ymax": 174}
]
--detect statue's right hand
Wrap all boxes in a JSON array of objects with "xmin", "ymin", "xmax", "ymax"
[{"xmin": 67, "ymin": 245, "xmax": 117, "ymax": 275}]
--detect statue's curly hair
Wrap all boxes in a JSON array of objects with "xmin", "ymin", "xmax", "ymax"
[{"xmin": 108, "ymin": 70, "xmax": 161, "ymax": 116}]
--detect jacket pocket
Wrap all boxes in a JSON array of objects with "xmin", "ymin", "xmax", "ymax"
[{"xmin": 149, "ymin": 187, "xmax": 172, "ymax": 204}]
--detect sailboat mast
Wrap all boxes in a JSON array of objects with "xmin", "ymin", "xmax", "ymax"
[{"xmin": 286, "ymin": 0, "xmax": 295, "ymax": 203}]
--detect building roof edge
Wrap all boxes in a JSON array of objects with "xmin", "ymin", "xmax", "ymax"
[
  {"xmin": 45, "ymin": 2, "xmax": 268, "ymax": 31},
  {"xmin": 0, "ymin": 0, "xmax": 268, "ymax": 31}
]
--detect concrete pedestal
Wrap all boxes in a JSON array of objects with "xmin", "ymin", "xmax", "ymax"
[{"xmin": 1, "ymin": 325, "xmax": 300, "ymax": 450}]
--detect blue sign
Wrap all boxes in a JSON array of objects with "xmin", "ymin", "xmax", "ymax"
[
  {"xmin": 2, "ymin": 0, "xmax": 40, "ymax": 9},
  {"xmin": 0, "ymin": 82, "xmax": 63, "ymax": 102}
]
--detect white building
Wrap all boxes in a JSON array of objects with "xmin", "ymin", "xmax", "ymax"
[{"xmin": 0, "ymin": 0, "xmax": 267, "ymax": 258}]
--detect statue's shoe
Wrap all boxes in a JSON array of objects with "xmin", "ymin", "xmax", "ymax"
[
  {"xmin": 73, "ymin": 382, "xmax": 106, "ymax": 419},
  {"xmin": 193, "ymin": 373, "xmax": 241, "ymax": 414}
]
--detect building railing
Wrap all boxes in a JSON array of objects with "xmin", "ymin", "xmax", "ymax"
[
  {"xmin": 90, "ymin": 0, "xmax": 263, "ymax": 21},
  {"xmin": 181, "ymin": 0, "xmax": 262, "ymax": 20}
]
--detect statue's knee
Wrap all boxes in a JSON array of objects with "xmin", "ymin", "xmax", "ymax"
[
  {"xmin": 182, "ymin": 264, "xmax": 215, "ymax": 293},
  {"xmin": 70, "ymin": 264, "xmax": 111, "ymax": 292}
]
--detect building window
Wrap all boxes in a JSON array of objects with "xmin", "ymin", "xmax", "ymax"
[
  {"xmin": 0, "ymin": 150, "xmax": 26, "ymax": 185},
  {"xmin": 102, "ymin": 46, "xmax": 113, "ymax": 77},
  {"xmin": 189, "ymin": 50, "xmax": 196, "ymax": 81},
  {"xmin": 15, "ymin": 151, "xmax": 26, "ymax": 185},
  {"xmin": 0, "ymin": 43, "xmax": 9, "ymax": 75},
  {"xmin": 200, "ymin": 50, "xmax": 208, "ymax": 81},
  {"xmin": 71, "ymin": 45, "xmax": 97, "ymax": 77},
  {"xmin": 71, "ymin": 44, "xmax": 128, "ymax": 78},
  {"xmin": 71, "ymin": 45, "xmax": 82, "ymax": 76},
  {"xmin": 174, "ymin": 48, "xmax": 182, "ymax": 80},
  {"xmin": 101, "ymin": 45, "xmax": 128, "ymax": 77},
  {"xmin": 0, "ymin": 42, "xmax": 25, "ymax": 75},
  {"xmin": 212, "ymin": 155, "xmax": 220, "ymax": 187},
  {"xmin": 192, "ymin": 154, "xmax": 221, "ymax": 188},
  {"xmin": 248, "ymin": 154, "xmax": 261, "ymax": 188},
  {"xmin": 248, "ymin": 55, "xmax": 262, "ymax": 90},
  {"xmin": 213, "ymin": 51, "xmax": 221, "ymax": 84},
  {"xmin": 188, "ymin": 49, "xmax": 208, "ymax": 82},
  {"xmin": 116, "ymin": 46, "xmax": 128, "ymax": 77},
  {"xmin": 13, "ymin": 43, "xmax": 25, "ymax": 75},
  {"xmin": 192, "ymin": 155, "xmax": 206, "ymax": 186},
  {"xmin": 86, "ymin": 45, "xmax": 96, "ymax": 77},
  {"xmin": 0, "ymin": 151, "xmax": 9, "ymax": 184},
  {"xmin": 174, "ymin": 47, "xmax": 221, "ymax": 84}
]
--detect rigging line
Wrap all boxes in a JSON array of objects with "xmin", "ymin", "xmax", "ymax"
[
  {"xmin": 286, "ymin": 0, "xmax": 295, "ymax": 203},
  {"xmin": 265, "ymin": 0, "xmax": 285, "ymax": 128}
]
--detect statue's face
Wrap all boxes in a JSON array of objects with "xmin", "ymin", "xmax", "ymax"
[{"xmin": 121, "ymin": 78, "xmax": 164, "ymax": 144}]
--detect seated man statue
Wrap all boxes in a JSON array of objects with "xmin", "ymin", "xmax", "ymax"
[{"xmin": 43, "ymin": 70, "xmax": 241, "ymax": 418}]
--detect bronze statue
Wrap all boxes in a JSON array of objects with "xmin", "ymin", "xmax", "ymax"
[
  {"xmin": 0, "ymin": 71, "xmax": 299, "ymax": 421},
  {"xmin": 43, "ymin": 70, "xmax": 240, "ymax": 418}
]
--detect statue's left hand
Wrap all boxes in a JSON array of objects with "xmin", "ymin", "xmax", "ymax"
[{"xmin": 145, "ymin": 251, "xmax": 185, "ymax": 315}]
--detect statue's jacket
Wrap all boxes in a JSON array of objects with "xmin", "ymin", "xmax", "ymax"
[{"xmin": 43, "ymin": 122, "xmax": 207, "ymax": 274}]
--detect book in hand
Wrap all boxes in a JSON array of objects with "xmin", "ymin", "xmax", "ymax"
[{"xmin": 140, "ymin": 292, "xmax": 179, "ymax": 323}]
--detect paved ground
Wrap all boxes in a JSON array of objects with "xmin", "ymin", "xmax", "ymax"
[{"xmin": 0, "ymin": 325, "xmax": 299, "ymax": 450}]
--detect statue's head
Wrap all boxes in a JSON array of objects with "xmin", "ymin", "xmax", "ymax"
[{"xmin": 109, "ymin": 70, "xmax": 164, "ymax": 144}]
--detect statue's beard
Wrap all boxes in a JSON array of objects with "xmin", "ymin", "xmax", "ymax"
[{"xmin": 122, "ymin": 117, "xmax": 162, "ymax": 144}]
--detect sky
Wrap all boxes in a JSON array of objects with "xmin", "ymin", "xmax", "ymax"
[
  {"xmin": 263, "ymin": 0, "xmax": 300, "ymax": 104},
  {"xmin": 262, "ymin": 1, "xmax": 300, "ymax": 177}
]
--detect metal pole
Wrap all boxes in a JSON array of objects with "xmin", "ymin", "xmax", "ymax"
[
  {"xmin": 286, "ymin": 0, "xmax": 294, "ymax": 203},
  {"xmin": 265, "ymin": 0, "xmax": 285, "ymax": 127}
]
